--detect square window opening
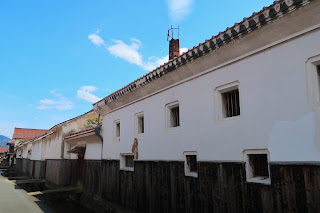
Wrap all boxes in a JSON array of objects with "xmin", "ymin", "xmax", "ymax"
[
  {"xmin": 248, "ymin": 154, "xmax": 269, "ymax": 178},
  {"xmin": 221, "ymin": 89, "xmax": 240, "ymax": 118},
  {"xmin": 125, "ymin": 155, "xmax": 134, "ymax": 168},
  {"xmin": 120, "ymin": 154, "xmax": 134, "ymax": 171},
  {"xmin": 138, "ymin": 116, "xmax": 144, "ymax": 134},
  {"xmin": 170, "ymin": 105, "xmax": 180, "ymax": 127},
  {"xmin": 186, "ymin": 155, "xmax": 197, "ymax": 173}
]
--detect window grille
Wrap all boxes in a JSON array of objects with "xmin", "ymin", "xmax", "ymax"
[
  {"xmin": 125, "ymin": 155, "xmax": 134, "ymax": 168},
  {"xmin": 170, "ymin": 106, "xmax": 180, "ymax": 127},
  {"xmin": 249, "ymin": 154, "xmax": 269, "ymax": 177},
  {"xmin": 222, "ymin": 89, "xmax": 240, "ymax": 117},
  {"xmin": 186, "ymin": 155, "xmax": 197, "ymax": 172}
]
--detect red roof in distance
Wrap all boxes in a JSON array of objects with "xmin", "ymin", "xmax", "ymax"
[
  {"xmin": 13, "ymin": 128, "xmax": 50, "ymax": 140},
  {"xmin": 0, "ymin": 147, "xmax": 7, "ymax": 153},
  {"xmin": 7, "ymin": 140, "xmax": 15, "ymax": 145}
]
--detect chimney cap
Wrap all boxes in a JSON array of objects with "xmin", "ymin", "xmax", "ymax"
[{"xmin": 168, "ymin": 26, "xmax": 180, "ymax": 60}]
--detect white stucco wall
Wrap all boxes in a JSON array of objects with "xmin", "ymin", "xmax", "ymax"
[
  {"xmin": 68, "ymin": 135, "xmax": 102, "ymax": 160},
  {"xmin": 21, "ymin": 143, "xmax": 31, "ymax": 159},
  {"xmin": 16, "ymin": 149, "xmax": 22, "ymax": 159},
  {"xmin": 42, "ymin": 133, "xmax": 62, "ymax": 160},
  {"xmin": 101, "ymin": 29, "xmax": 320, "ymax": 162},
  {"xmin": 85, "ymin": 142, "xmax": 102, "ymax": 160},
  {"xmin": 30, "ymin": 140, "xmax": 42, "ymax": 161},
  {"xmin": 39, "ymin": 111, "xmax": 98, "ymax": 160},
  {"xmin": 15, "ymin": 139, "xmax": 27, "ymax": 159}
]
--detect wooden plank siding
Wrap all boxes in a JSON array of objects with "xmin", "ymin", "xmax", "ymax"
[
  {"xmin": 15, "ymin": 158, "xmax": 320, "ymax": 212},
  {"xmin": 67, "ymin": 160, "xmax": 320, "ymax": 213}
]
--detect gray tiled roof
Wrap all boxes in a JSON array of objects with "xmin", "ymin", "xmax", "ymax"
[{"xmin": 94, "ymin": 0, "xmax": 314, "ymax": 107}]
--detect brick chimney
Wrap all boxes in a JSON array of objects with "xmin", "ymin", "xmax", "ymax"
[{"xmin": 169, "ymin": 38, "xmax": 179, "ymax": 60}]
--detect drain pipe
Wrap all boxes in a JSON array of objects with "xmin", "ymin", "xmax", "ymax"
[
  {"xmin": 100, "ymin": 130, "xmax": 103, "ymax": 160},
  {"xmin": 61, "ymin": 138, "xmax": 65, "ymax": 159},
  {"xmin": 98, "ymin": 113, "xmax": 104, "ymax": 160}
]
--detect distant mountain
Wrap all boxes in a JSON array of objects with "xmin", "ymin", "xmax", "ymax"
[{"xmin": 0, "ymin": 135, "xmax": 11, "ymax": 147}]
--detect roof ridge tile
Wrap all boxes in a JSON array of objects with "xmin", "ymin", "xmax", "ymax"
[{"xmin": 93, "ymin": 0, "xmax": 313, "ymax": 108}]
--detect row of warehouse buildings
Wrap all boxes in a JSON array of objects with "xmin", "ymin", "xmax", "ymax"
[
  {"xmin": 0, "ymin": 140, "xmax": 14, "ymax": 165},
  {"xmin": 11, "ymin": 0, "xmax": 320, "ymax": 212}
]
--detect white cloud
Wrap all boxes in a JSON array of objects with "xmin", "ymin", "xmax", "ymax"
[
  {"xmin": 40, "ymin": 99, "xmax": 55, "ymax": 105},
  {"xmin": 141, "ymin": 47, "xmax": 189, "ymax": 71},
  {"xmin": 107, "ymin": 38, "xmax": 143, "ymax": 66},
  {"xmin": 88, "ymin": 32, "xmax": 189, "ymax": 72},
  {"xmin": 37, "ymin": 105, "xmax": 51, "ymax": 110},
  {"xmin": 167, "ymin": 0, "xmax": 193, "ymax": 22},
  {"xmin": 88, "ymin": 30, "xmax": 105, "ymax": 46},
  {"xmin": 77, "ymin": 86, "xmax": 101, "ymax": 103},
  {"xmin": 107, "ymin": 38, "xmax": 188, "ymax": 71},
  {"xmin": 180, "ymin": 47, "xmax": 188, "ymax": 54},
  {"xmin": 33, "ymin": 117, "xmax": 39, "ymax": 120},
  {"xmin": 37, "ymin": 90, "xmax": 74, "ymax": 111},
  {"xmin": 49, "ymin": 89, "xmax": 62, "ymax": 97},
  {"xmin": 142, "ymin": 55, "xmax": 169, "ymax": 71}
]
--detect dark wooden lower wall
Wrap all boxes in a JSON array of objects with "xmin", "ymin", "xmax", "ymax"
[
  {"xmin": 46, "ymin": 159, "xmax": 71, "ymax": 186},
  {"xmin": 15, "ymin": 159, "xmax": 46, "ymax": 179},
  {"xmin": 66, "ymin": 160, "xmax": 320, "ymax": 213},
  {"xmin": 32, "ymin": 160, "xmax": 46, "ymax": 179},
  {"xmin": 14, "ymin": 158, "xmax": 320, "ymax": 212},
  {"xmin": 15, "ymin": 158, "xmax": 22, "ymax": 172},
  {"xmin": 16, "ymin": 158, "xmax": 31, "ymax": 174}
]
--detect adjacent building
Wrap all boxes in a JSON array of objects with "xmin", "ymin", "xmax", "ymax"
[
  {"xmin": 14, "ymin": 128, "xmax": 51, "ymax": 174},
  {"xmin": 13, "ymin": 128, "xmax": 50, "ymax": 159},
  {"xmin": 6, "ymin": 140, "xmax": 15, "ymax": 165},
  {"xmin": 15, "ymin": 110, "xmax": 100, "ymax": 184},
  {"xmin": 0, "ymin": 147, "xmax": 8, "ymax": 164}
]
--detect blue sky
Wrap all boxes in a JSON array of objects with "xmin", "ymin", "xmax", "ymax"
[{"xmin": 0, "ymin": 0, "xmax": 274, "ymax": 138}]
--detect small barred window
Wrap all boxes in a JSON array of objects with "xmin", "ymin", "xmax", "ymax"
[{"xmin": 222, "ymin": 89, "xmax": 240, "ymax": 118}]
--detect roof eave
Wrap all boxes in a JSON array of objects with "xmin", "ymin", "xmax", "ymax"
[{"xmin": 93, "ymin": 0, "xmax": 314, "ymax": 110}]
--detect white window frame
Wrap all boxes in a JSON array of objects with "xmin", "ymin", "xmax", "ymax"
[
  {"xmin": 183, "ymin": 151, "xmax": 198, "ymax": 178},
  {"xmin": 306, "ymin": 55, "xmax": 320, "ymax": 110},
  {"xmin": 134, "ymin": 112, "xmax": 144, "ymax": 137},
  {"xmin": 120, "ymin": 153, "xmax": 134, "ymax": 171},
  {"xmin": 243, "ymin": 149, "xmax": 271, "ymax": 185},
  {"xmin": 166, "ymin": 101, "xmax": 180, "ymax": 130},
  {"xmin": 113, "ymin": 120, "xmax": 120, "ymax": 142},
  {"xmin": 215, "ymin": 81, "xmax": 241, "ymax": 123}
]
